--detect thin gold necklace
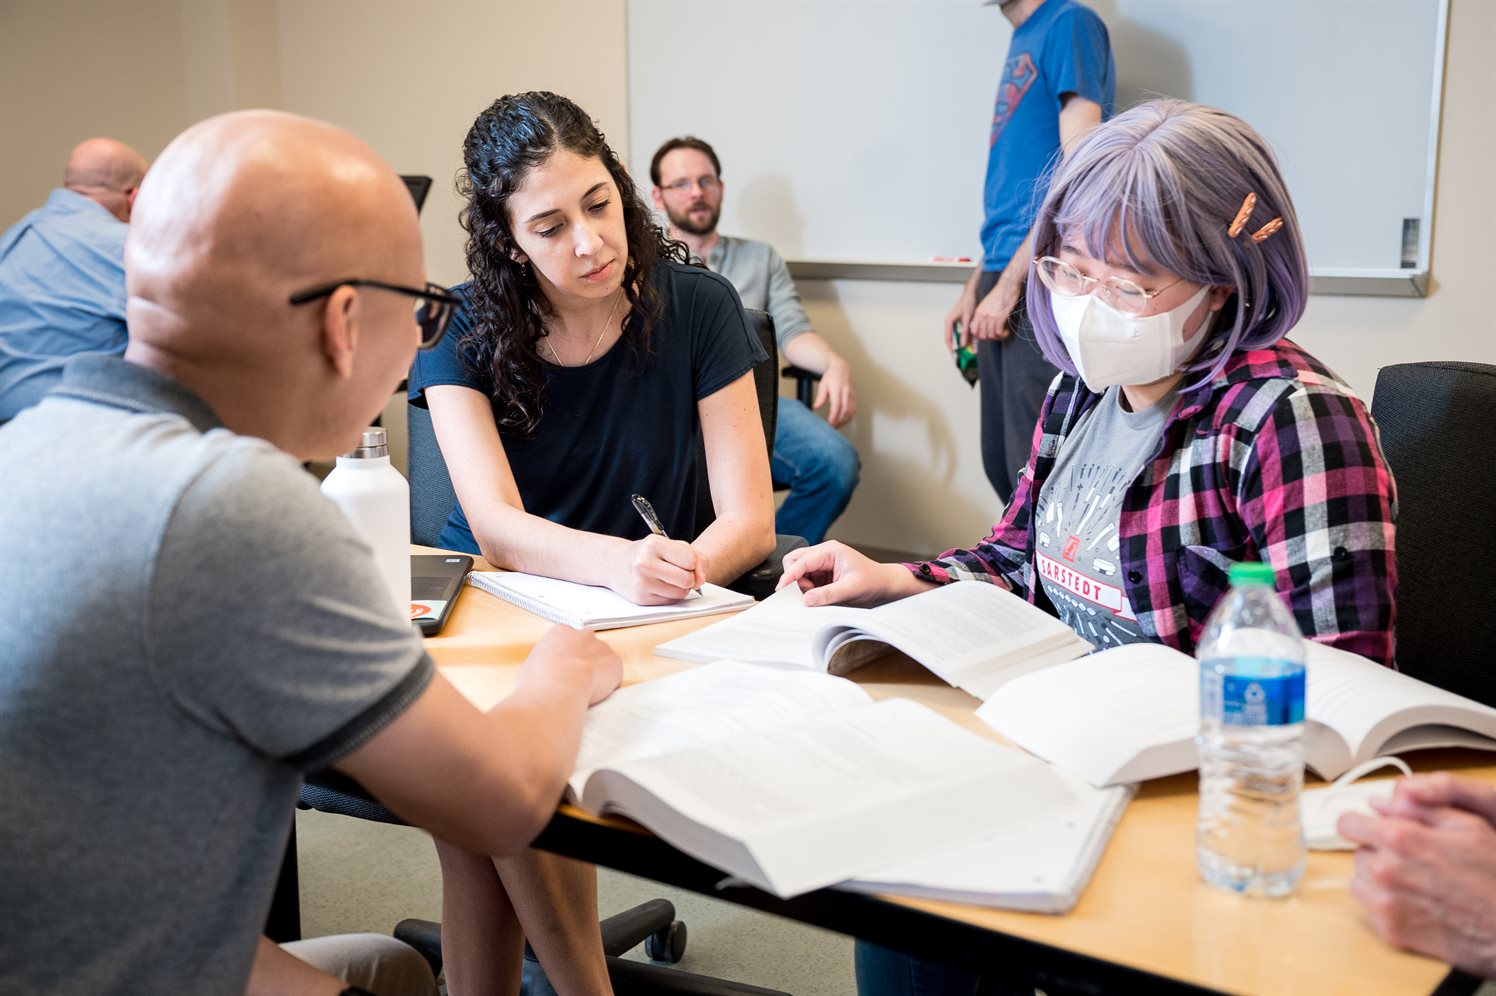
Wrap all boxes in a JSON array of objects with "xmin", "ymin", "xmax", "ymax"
[{"xmin": 544, "ymin": 288, "xmax": 623, "ymax": 367}]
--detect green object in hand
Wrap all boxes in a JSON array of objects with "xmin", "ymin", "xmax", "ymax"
[{"xmin": 952, "ymin": 322, "xmax": 979, "ymax": 387}]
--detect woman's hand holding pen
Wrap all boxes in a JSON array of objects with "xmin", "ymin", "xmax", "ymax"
[
  {"xmin": 777, "ymin": 541, "xmax": 931, "ymax": 608},
  {"xmin": 610, "ymin": 534, "xmax": 708, "ymax": 605}
]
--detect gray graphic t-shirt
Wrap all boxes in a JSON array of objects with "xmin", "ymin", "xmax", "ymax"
[{"xmin": 1035, "ymin": 385, "xmax": 1172, "ymax": 648}]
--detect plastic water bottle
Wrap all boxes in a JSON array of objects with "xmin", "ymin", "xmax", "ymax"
[
  {"xmin": 1195, "ymin": 562, "xmax": 1307, "ymax": 898},
  {"xmin": 320, "ymin": 427, "xmax": 411, "ymax": 623}
]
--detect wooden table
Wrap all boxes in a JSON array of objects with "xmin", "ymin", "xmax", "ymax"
[{"xmin": 430, "ymin": 553, "xmax": 1493, "ymax": 995}]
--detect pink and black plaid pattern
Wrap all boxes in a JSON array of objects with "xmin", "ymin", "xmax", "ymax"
[{"xmin": 908, "ymin": 339, "xmax": 1398, "ymax": 666}]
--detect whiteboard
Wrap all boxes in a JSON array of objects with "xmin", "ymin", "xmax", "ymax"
[{"xmin": 626, "ymin": 0, "xmax": 1446, "ymax": 292}]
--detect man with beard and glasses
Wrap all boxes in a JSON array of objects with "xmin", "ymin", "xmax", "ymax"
[{"xmin": 650, "ymin": 136, "xmax": 860, "ymax": 545}]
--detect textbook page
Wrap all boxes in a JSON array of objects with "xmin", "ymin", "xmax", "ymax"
[
  {"xmin": 978, "ymin": 640, "xmax": 1496, "ymax": 787},
  {"xmin": 976, "ymin": 643, "xmax": 1199, "ymax": 787},
  {"xmin": 1301, "ymin": 643, "xmax": 1496, "ymax": 776},
  {"xmin": 813, "ymin": 581, "xmax": 1091, "ymax": 695},
  {"xmin": 656, "ymin": 582, "xmax": 1091, "ymax": 694},
  {"xmin": 578, "ymin": 697, "xmax": 1075, "ymax": 897},
  {"xmin": 566, "ymin": 661, "xmax": 874, "ymax": 798},
  {"xmin": 841, "ymin": 770, "xmax": 1134, "ymax": 913},
  {"xmin": 652, "ymin": 585, "xmax": 866, "ymax": 669}
]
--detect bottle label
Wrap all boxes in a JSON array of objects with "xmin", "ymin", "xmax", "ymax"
[{"xmin": 1221, "ymin": 671, "xmax": 1305, "ymax": 727}]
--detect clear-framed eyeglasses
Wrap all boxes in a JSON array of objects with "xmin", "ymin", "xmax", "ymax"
[
  {"xmin": 1032, "ymin": 256, "xmax": 1185, "ymax": 318},
  {"xmin": 660, "ymin": 175, "xmax": 720, "ymax": 195}
]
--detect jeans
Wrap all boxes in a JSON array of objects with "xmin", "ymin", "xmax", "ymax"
[
  {"xmin": 771, "ymin": 397, "xmax": 860, "ymax": 544},
  {"xmin": 855, "ymin": 940, "xmax": 982, "ymax": 996}
]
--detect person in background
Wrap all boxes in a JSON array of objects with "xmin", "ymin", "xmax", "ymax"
[
  {"xmin": 944, "ymin": 0, "xmax": 1114, "ymax": 504},
  {"xmin": 650, "ymin": 135, "xmax": 861, "ymax": 544},
  {"xmin": 0, "ymin": 109, "xmax": 622, "ymax": 996},
  {"xmin": 0, "ymin": 137, "xmax": 148, "ymax": 420},
  {"xmin": 1339, "ymin": 773, "xmax": 1496, "ymax": 979},
  {"xmin": 409, "ymin": 91, "xmax": 774, "ymax": 995},
  {"xmin": 779, "ymin": 99, "xmax": 1398, "ymax": 993}
]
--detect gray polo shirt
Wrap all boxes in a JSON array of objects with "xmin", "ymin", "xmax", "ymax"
[
  {"xmin": 0, "ymin": 356, "xmax": 433, "ymax": 994},
  {"xmin": 705, "ymin": 235, "xmax": 812, "ymax": 351}
]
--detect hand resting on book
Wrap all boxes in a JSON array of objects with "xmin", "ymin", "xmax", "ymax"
[{"xmin": 779, "ymin": 541, "xmax": 937, "ymax": 607}]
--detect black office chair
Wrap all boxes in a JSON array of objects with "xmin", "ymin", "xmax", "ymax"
[
  {"xmin": 407, "ymin": 403, "xmax": 456, "ymax": 548},
  {"xmin": 1370, "ymin": 360, "xmax": 1496, "ymax": 707},
  {"xmin": 782, "ymin": 363, "xmax": 820, "ymax": 411},
  {"xmin": 691, "ymin": 309, "xmax": 807, "ymax": 599}
]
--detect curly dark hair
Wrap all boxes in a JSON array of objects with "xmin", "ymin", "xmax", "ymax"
[{"xmin": 457, "ymin": 91, "xmax": 690, "ymax": 436}]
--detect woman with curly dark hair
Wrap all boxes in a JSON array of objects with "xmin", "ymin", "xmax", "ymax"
[
  {"xmin": 408, "ymin": 92, "xmax": 775, "ymax": 995},
  {"xmin": 410, "ymin": 91, "xmax": 774, "ymax": 605}
]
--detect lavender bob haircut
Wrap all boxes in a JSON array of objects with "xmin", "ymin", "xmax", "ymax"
[{"xmin": 1027, "ymin": 100, "xmax": 1310, "ymax": 386}]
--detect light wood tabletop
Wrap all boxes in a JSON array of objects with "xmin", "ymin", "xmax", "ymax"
[{"xmin": 427, "ymin": 549, "xmax": 1494, "ymax": 995}]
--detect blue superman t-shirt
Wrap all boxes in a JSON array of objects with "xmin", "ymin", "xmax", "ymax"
[{"xmin": 981, "ymin": 0, "xmax": 1115, "ymax": 272}]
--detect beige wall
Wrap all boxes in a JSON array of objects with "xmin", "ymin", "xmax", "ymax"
[
  {"xmin": 2, "ymin": 0, "xmax": 1491, "ymax": 553},
  {"xmin": 0, "ymin": 0, "xmax": 190, "ymax": 219},
  {"xmin": 272, "ymin": 0, "xmax": 628, "ymax": 289}
]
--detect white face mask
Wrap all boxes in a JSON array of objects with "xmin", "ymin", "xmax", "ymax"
[{"xmin": 1050, "ymin": 284, "xmax": 1212, "ymax": 391}]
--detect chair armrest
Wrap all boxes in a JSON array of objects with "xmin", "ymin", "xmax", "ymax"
[
  {"xmin": 726, "ymin": 533, "xmax": 809, "ymax": 601},
  {"xmin": 781, "ymin": 365, "xmax": 820, "ymax": 409}
]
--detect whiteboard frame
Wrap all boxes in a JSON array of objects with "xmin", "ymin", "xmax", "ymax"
[{"xmin": 786, "ymin": 261, "xmax": 1432, "ymax": 298}]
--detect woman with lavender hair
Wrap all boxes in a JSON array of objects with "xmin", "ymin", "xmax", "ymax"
[{"xmin": 780, "ymin": 100, "xmax": 1397, "ymax": 991}]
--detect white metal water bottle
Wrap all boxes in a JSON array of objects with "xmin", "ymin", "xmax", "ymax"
[
  {"xmin": 320, "ymin": 427, "xmax": 411, "ymax": 623},
  {"xmin": 1195, "ymin": 561, "xmax": 1307, "ymax": 897}
]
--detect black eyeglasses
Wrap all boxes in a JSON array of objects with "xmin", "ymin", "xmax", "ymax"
[{"xmin": 289, "ymin": 279, "xmax": 461, "ymax": 349}]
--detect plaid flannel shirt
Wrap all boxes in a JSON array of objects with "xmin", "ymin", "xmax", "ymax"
[{"xmin": 909, "ymin": 338, "xmax": 1398, "ymax": 665}]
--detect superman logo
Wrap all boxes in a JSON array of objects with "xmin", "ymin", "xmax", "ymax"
[{"xmin": 991, "ymin": 51, "xmax": 1037, "ymax": 147}]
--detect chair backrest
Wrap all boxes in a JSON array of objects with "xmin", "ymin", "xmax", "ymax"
[
  {"xmin": 400, "ymin": 174, "xmax": 433, "ymax": 214},
  {"xmin": 1370, "ymin": 360, "xmax": 1496, "ymax": 706},
  {"xmin": 407, "ymin": 403, "xmax": 458, "ymax": 547},
  {"xmin": 692, "ymin": 309, "xmax": 778, "ymax": 537}
]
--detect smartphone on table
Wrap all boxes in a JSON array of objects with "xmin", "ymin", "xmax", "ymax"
[{"xmin": 411, "ymin": 554, "xmax": 473, "ymax": 636}]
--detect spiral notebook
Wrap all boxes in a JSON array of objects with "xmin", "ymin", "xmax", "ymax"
[{"xmin": 465, "ymin": 570, "xmax": 754, "ymax": 630}]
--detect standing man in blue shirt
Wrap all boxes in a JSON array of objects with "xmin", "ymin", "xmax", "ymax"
[
  {"xmin": 944, "ymin": 0, "xmax": 1115, "ymax": 503},
  {"xmin": 651, "ymin": 136, "xmax": 860, "ymax": 545},
  {"xmin": 0, "ymin": 137, "xmax": 148, "ymax": 421}
]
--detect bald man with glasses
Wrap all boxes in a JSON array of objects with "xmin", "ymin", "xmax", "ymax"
[{"xmin": 0, "ymin": 110, "xmax": 620, "ymax": 996}]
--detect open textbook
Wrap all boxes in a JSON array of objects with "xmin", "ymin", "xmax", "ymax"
[
  {"xmin": 655, "ymin": 582, "xmax": 1093, "ymax": 700},
  {"xmin": 842, "ymin": 768, "xmax": 1133, "ymax": 914},
  {"xmin": 465, "ymin": 570, "xmax": 752, "ymax": 630},
  {"xmin": 443, "ymin": 661, "xmax": 1119, "ymax": 902},
  {"xmin": 977, "ymin": 641, "xmax": 1496, "ymax": 787}
]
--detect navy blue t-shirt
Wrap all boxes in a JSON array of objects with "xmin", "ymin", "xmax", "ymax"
[
  {"xmin": 408, "ymin": 261, "xmax": 764, "ymax": 554},
  {"xmin": 982, "ymin": 0, "xmax": 1115, "ymax": 271}
]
